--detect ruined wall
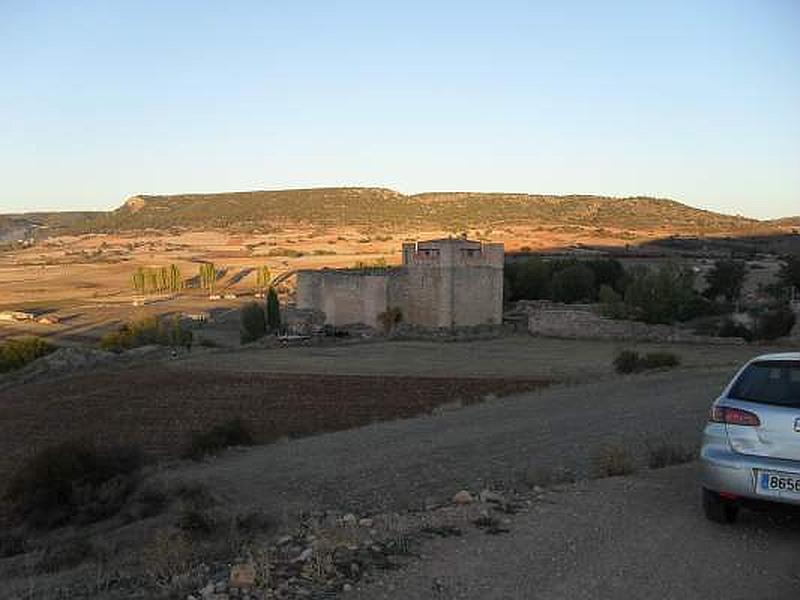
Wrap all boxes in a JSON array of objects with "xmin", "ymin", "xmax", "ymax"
[{"xmin": 525, "ymin": 301, "xmax": 745, "ymax": 344}]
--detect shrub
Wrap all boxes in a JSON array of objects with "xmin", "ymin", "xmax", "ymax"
[
  {"xmin": 752, "ymin": 307, "xmax": 796, "ymax": 341},
  {"xmin": 613, "ymin": 350, "xmax": 641, "ymax": 374},
  {"xmin": 0, "ymin": 336, "xmax": 55, "ymax": 373},
  {"xmin": 718, "ymin": 318, "xmax": 753, "ymax": 341},
  {"xmin": 240, "ymin": 302, "xmax": 267, "ymax": 344},
  {"xmin": 185, "ymin": 419, "xmax": 254, "ymax": 460},
  {"xmin": 614, "ymin": 350, "xmax": 680, "ymax": 373},
  {"xmin": 594, "ymin": 444, "xmax": 636, "ymax": 477},
  {"xmin": 100, "ymin": 316, "xmax": 192, "ymax": 352},
  {"xmin": 517, "ymin": 465, "xmax": 576, "ymax": 489},
  {"xmin": 6, "ymin": 441, "xmax": 144, "ymax": 529},
  {"xmin": 378, "ymin": 306, "xmax": 403, "ymax": 334},
  {"xmin": 639, "ymin": 352, "xmax": 680, "ymax": 370},
  {"xmin": 646, "ymin": 442, "xmax": 696, "ymax": 469},
  {"xmin": 598, "ymin": 284, "xmax": 629, "ymax": 319}
]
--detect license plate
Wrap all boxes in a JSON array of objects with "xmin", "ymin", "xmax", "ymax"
[{"xmin": 756, "ymin": 470, "xmax": 800, "ymax": 500}]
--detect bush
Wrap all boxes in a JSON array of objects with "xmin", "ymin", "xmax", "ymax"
[
  {"xmin": 240, "ymin": 302, "xmax": 267, "ymax": 344},
  {"xmin": 752, "ymin": 307, "xmax": 796, "ymax": 341},
  {"xmin": 598, "ymin": 284, "xmax": 629, "ymax": 319},
  {"xmin": 718, "ymin": 318, "xmax": 753, "ymax": 341},
  {"xmin": 0, "ymin": 336, "xmax": 55, "ymax": 372},
  {"xmin": 100, "ymin": 316, "xmax": 192, "ymax": 352},
  {"xmin": 613, "ymin": 350, "xmax": 641, "ymax": 374},
  {"xmin": 639, "ymin": 352, "xmax": 680, "ymax": 370},
  {"xmin": 6, "ymin": 441, "xmax": 144, "ymax": 529},
  {"xmin": 185, "ymin": 419, "xmax": 254, "ymax": 460},
  {"xmin": 378, "ymin": 306, "xmax": 403, "ymax": 334},
  {"xmin": 614, "ymin": 350, "xmax": 680, "ymax": 373},
  {"xmin": 594, "ymin": 444, "xmax": 635, "ymax": 477}
]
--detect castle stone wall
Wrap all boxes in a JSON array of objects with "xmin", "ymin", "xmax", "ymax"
[{"xmin": 297, "ymin": 239, "xmax": 504, "ymax": 329}]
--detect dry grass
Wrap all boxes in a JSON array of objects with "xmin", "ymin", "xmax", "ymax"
[
  {"xmin": 594, "ymin": 444, "xmax": 636, "ymax": 477},
  {"xmin": 646, "ymin": 441, "xmax": 697, "ymax": 469}
]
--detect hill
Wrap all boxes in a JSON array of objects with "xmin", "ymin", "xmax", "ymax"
[{"xmin": 3, "ymin": 187, "xmax": 798, "ymax": 237}]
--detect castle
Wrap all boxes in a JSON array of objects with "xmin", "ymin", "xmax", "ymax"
[{"xmin": 296, "ymin": 238, "xmax": 504, "ymax": 329}]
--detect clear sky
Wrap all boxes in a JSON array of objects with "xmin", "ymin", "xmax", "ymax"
[{"xmin": 1, "ymin": 0, "xmax": 798, "ymax": 218}]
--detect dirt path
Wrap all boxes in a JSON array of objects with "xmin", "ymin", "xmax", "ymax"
[
  {"xmin": 170, "ymin": 367, "xmax": 737, "ymax": 517},
  {"xmin": 350, "ymin": 463, "xmax": 800, "ymax": 600}
]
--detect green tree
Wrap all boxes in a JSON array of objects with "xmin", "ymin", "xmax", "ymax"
[
  {"xmin": 550, "ymin": 264, "xmax": 596, "ymax": 303},
  {"xmin": 598, "ymin": 284, "xmax": 628, "ymax": 319},
  {"xmin": 157, "ymin": 266, "xmax": 169, "ymax": 293},
  {"xmin": 704, "ymin": 259, "xmax": 746, "ymax": 302},
  {"xmin": 169, "ymin": 264, "xmax": 184, "ymax": 293},
  {"xmin": 624, "ymin": 263, "xmax": 706, "ymax": 324},
  {"xmin": 505, "ymin": 258, "xmax": 551, "ymax": 301},
  {"xmin": 145, "ymin": 269, "xmax": 158, "ymax": 294},
  {"xmin": 131, "ymin": 267, "xmax": 146, "ymax": 294},
  {"xmin": 240, "ymin": 302, "xmax": 267, "ymax": 344},
  {"xmin": 266, "ymin": 287, "xmax": 281, "ymax": 332},
  {"xmin": 199, "ymin": 262, "xmax": 216, "ymax": 293}
]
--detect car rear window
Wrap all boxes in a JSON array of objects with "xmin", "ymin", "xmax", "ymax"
[{"xmin": 729, "ymin": 360, "xmax": 800, "ymax": 407}]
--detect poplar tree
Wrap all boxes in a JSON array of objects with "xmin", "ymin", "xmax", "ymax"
[
  {"xmin": 266, "ymin": 286, "xmax": 281, "ymax": 332},
  {"xmin": 255, "ymin": 265, "xmax": 271, "ymax": 292}
]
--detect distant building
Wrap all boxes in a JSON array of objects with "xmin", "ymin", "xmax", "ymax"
[{"xmin": 296, "ymin": 238, "xmax": 504, "ymax": 329}]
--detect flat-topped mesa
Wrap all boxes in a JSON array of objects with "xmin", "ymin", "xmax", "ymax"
[{"xmin": 297, "ymin": 238, "xmax": 504, "ymax": 330}]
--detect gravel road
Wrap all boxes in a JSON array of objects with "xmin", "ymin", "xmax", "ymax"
[
  {"xmin": 351, "ymin": 463, "xmax": 800, "ymax": 600},
  {"xmin": 172, "ymin": 367, "xmax": 737, "ymax": 517}
]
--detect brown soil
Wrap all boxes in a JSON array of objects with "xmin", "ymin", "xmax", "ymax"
[{"xmin": 0, "ymin": 366, "xmax": 549, "ymax": 483}]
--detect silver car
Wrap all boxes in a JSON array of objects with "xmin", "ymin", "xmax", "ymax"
[{"xmin": 700, "ymin": 352, "xmax": 800, "ymax": 523}]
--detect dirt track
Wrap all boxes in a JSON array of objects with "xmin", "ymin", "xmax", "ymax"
[{"xmin": 352, "ymin": 463, "xmax": 800, "ymax": 600}]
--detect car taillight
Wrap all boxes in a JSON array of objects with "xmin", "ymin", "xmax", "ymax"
[{"xmin": 710, "ymin": 406, "xmax": 761, "ymax": 427}]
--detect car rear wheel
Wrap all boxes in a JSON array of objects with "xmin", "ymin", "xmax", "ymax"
[{"xmin": 702, "ymin": 488, "xmax": 739, "ymax": 524}]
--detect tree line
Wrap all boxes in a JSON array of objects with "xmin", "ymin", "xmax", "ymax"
[
  {"xmin": 131, "ymin": 264, "xmax": 184, "ymax": 294},
  {"xmin": 131, "ymin": 262, "xmax": 274, "ymax": 295},
  {"xmin": 506, "ymin": 255, "xmax": 798, "ymax": 339}
]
